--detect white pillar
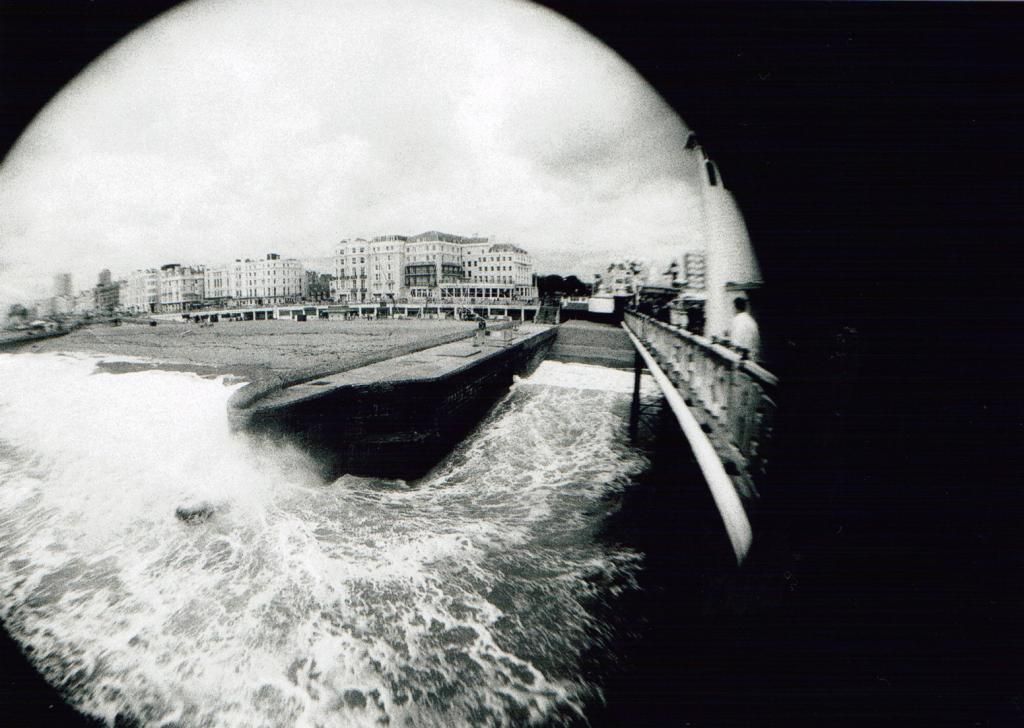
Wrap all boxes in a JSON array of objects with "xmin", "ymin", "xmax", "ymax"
[{"xmin": 689, "ymin": 146, "xmax": 762, "ymax": 339}]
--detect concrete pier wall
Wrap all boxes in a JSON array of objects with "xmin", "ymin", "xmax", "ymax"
[
  {"xmin": 237, "ymin": 327, "xmax": 555, "ymax": 480},
  {"xmin": 228, "ymin": 323, "xmax": 506, "ymax": 412},
  {"xmin": 547, "ymin": 320, "xmax": 635, "ymax": 369}
]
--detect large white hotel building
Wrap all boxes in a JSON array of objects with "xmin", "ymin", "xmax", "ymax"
[{"xmin": 332, "ymin": 231, "xmax": 536, "ymax": 303}]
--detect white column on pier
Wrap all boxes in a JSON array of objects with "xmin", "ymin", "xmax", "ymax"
[{"xmin": 687, "ymin": 142, "xmax": 763, "ymax": 339}]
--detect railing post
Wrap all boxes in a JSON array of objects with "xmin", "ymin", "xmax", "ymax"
[
  {"xmin": 629, "ymin": 349, "xmax": 642, "ymax": 439},
  {"xmin": 622, "ymin": 322, "xmax": 753, "ymax": 563},
  {"xmin": 625, "ymin": 309, "xmax": 777, "ymax": 492}
]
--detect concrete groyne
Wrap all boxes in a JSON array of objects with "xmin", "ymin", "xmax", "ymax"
[
  {"xmin": 233, "ymin": 325, "xmax": 555, "ymax": 480},
  {"xmin": 0, "ymin": 329, "xmax": 71, "ymax": 352},
  {"xmin": 227, "ymin": 322, "xmax": 511, "ymax": 411}
]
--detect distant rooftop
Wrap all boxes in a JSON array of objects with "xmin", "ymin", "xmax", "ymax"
[
  {"xmin": 408, "ymin": 231, "xmax": 475, "ymax": 244},
  {"xmin": 340, "ymin": 231, "xmax": 503, "ymax": 246},
  {"xmin": 487, "ymin": 243, "xmax": 527, "ymax": 254}
]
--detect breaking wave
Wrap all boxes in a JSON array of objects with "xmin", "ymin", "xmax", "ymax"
[{"xmin": 0, "ymin": 354, "xmax": 656, "ymax": 726}]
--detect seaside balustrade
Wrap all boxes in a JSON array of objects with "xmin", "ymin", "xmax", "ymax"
[{"xmin": 624, "ymin": 311, "xmax": 777, "ymax": 498}]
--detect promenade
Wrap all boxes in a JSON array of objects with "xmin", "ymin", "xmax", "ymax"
[{"xmin": 155, "ymin": 299, "xmax": 541, "ymax": 324}]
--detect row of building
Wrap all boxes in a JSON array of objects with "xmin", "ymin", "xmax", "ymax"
[
  {"xmin": 44, "ymin": 256, "xmax": 312, "ymax": 316},
  {"xmin": 43, "ymin": 231, "xmax": 538, "ymax": 316},
  {"xmin": 332, "ymin": 231, "xmax": 535, "ymax": 303},
  {"xmin": 119, "ymin": 254, "xmax": 308, "ymax": 313},
  {"xmin": 594, "ymin": 252, "xmax": 706, "ymax": 298}
]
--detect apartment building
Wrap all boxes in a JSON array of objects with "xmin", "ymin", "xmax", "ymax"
[
  {"xmin": 50, "ymin": 273, "xmax": 75, "ymax": 316},
  {"xmin": 305, "ymin": 271, "xmax": 334, "ymax": 302},
  {"xmin": 332, "ymin": 231, "xmax": 537, "ymax": 302},
  {"xmin": 53, "ymin": 273, "xmax": 73, "ymax": 299},
  {"xmin": 332, "ymin": 238, "xmax": 369, "ymax": 303},
  {"xmin": 124, "ymin": 269, "xmax": 160, "ymax": 313},
  {"xmin": 158, "ymin": 264, "xmax": 205, "ymax": 313},
  {"xmin": 115, "ymin": 278, "xmax": 129, "ymax": 310},
  {"xmin": 596, "ymin": 261, "xmax": 647, "ymax": 298},
  {"xmin": 460, "ymin": 241, "xmax": 534, "ymax": 296},
  {"xmin": 404, "ymin": 231, "xmax": 467, "ymax": 298},
  {"xmin": 204, "ymin": 266, "xmax": 229, "ymax": 307},
  {"xmin": 367, "ymin": 235, "xmax": 407, "ymax": 301},
  {"xmin": 93, "ymin": 269, "xmax": 121, "ymax": 312},
  {"xmin": 227, "ymin": 253, "xmax": 305, "ymax": 306}
]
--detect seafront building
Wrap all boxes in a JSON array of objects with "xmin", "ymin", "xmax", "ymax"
[
  {"xmin": 204, "ymin": 266, "xmax": 229, "ymax": 308},
  {"xmin": 124, "ymin": 269, "xmax": 160, "ymax": 313},
  {"xmin": 53, "ymin": 273, "xmax": 73, "ymax": 299},
  {"xmin": 73, "ymin": 290, "xmax": 95, "ymax": 315},
  {"xmin": 115, "ymin": 278, "xmax": 129, "ymax": 310},
  {"xmin": 332, "ymin": 231, "xmax": 537, "ymax": 303},
  {"xmin": 158, "ymin": 264, "xmax": 205, "ymax": 313},
  {"xmin": 595, "ymin": 261, "xmax": 648, "ymax": 298},
  {"xmin": 332, "ymin": 238, "xmax": 368, "ymax": 302},
  {"xmin": 227, "ymin": 253, "xmax": 305, "ymax": 307},
  {"xmin": 47, "ymin": 273, "xmax": 75, "ymax": 316},
  {"xmin": 93, "ymin": 269, "xmax": 121, "ymax": 313},
  {"xmin": 107, "ymin": 255, "xmax": 307, "ymax": 314},
  {"xmin": 74, "ymin": 235, "xmax": 536, "ymax": 316},
  {"xmin": 305, "ymin": 271, "xmax": 333, "ymax": 302},
  {"xmin": 368, "ymin": 236, "xmax": 407, "ymax": 301},
  {"xmin": 404, "ymin": 231, "xmax": 469, "ymax": 299}
]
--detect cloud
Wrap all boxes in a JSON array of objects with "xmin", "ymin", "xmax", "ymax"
[{"xmin": 0, "ymin": 0, "xmax": 699, "ymax": 305}]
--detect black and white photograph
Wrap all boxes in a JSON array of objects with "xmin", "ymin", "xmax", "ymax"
[{"xmin": 0, "ymin": 1, "xmax": 1020, "ymax": 726}]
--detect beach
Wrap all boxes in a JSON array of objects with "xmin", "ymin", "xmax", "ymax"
[{"xmin": 16, "ymin": 318, "xmax": 478, "ymax": 383}]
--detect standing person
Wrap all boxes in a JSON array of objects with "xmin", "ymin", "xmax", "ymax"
[
  {"xmin": 726, "ymin": 297, "xmax": 760, "ymax": 360},
  {"xmin": 474, "ymin": 314, "xmax": 487, "ymax": 347}
]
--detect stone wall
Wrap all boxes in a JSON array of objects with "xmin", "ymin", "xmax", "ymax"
[{"xmin": 547, "ymin": 320, "xmax": 635, "ymax": 369}]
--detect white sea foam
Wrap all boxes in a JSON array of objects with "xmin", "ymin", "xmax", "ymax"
[
  {"xmin": 517, "ymin": 360, "xmax": 659, "ymax": 395},
  {"xmin": 0, "ymin": 354, "xmax": 648, "ymax": 726}
]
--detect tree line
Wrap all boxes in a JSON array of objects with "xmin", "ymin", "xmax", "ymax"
[{"xmin": 535, "ymin": 274, "xmax": 592, "ymax": 299}]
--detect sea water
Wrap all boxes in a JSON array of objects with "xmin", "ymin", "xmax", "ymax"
[{"xmin": 0, "ymin": 352, "xmax": 660, "ymax": 727}]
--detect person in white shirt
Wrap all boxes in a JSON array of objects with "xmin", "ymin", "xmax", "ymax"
[{"xmin": 726, "ymin": 297, "xmax": 760, "ymax": 360}]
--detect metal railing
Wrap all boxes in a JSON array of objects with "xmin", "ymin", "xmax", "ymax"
[{"xmin": 624, "ymin": 311, "xmax": 777, "ymax": 494}]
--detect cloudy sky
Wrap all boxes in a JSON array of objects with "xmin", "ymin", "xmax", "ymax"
[{"xmin": 0, "ymin": 0, "xmax": 702, "ymax": 304}]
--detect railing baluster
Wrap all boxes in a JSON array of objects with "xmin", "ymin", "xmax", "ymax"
[{"xmin": 624, "ymin": 311, "xmax": 777, "ymax": 489}]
